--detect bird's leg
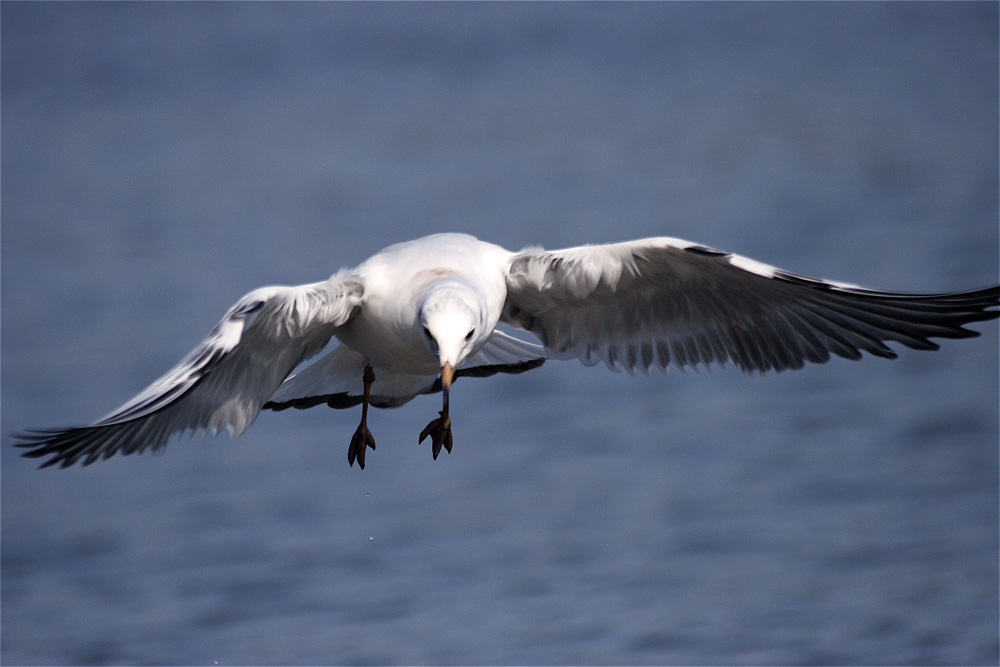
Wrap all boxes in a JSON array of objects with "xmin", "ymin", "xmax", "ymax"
[
  {"xmin": 419, "ymin": 363, "xmax": 454, "ymax": 459},
  {"xmin": 348, "ymin": 365, "xmax": 376, "ymax": 469}
]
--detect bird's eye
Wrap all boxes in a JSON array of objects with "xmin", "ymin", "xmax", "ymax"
[
  {"xmin": 422, "ymin": 325, "xmax": 432, "ymax": 339},
  {"xmin": 464, "ymin": 329, "xmax": 475, "ymax": 341}
]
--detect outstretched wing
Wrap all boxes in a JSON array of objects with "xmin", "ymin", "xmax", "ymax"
[
  {"xmin": 503, "ymin": 237, "xmax": 999, "ymax": 374},
  {"xmin": 16, "ymin": 274, "xmax": 364, "ymax": 467}
]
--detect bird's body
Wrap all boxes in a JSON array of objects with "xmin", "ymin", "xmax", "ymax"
[
  {"xmin": 335, "ymin": 234, "xmax": 509, "ymax": 376},
  {"xmin": 16, "ymin": 233, "xmax": 1000, "ymax": 469}
]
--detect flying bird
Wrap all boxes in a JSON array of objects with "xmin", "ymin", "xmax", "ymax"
[{"xmin": 15, "ymin": 233, "xmax": 1000, "ymax": 469}]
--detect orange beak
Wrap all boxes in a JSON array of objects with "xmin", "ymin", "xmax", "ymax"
[{"xmin": 440, "ymin": 362, "xmax": 454, "ymax": 392}]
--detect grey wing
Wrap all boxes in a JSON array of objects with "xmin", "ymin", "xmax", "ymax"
[
  {"xmin": 502, "ymin": 237, "xmax": 1000, "ymax": 374},
  {"xmin": 458, "ymin": 328, "xmax": 546, "ymax": 372},
  {"xmin": 16, "ymin": 274, "xmax": 364, "ymax": 467}
]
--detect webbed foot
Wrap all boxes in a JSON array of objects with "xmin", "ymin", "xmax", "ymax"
[
  {"xmin": 419, "ymin": 411, "xmax": 453, "ymax": 459},
  {"xmin": 348, "ymin": 365, "xmax": 377, "ymax": 469},
  {"xmin": 348, "ymin": 423, "xmax": 376, "ymax": 469}
]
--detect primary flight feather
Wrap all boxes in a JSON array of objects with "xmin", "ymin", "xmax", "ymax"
[{"xmin": 16, "ymin": 233, "xmax": 999, "ymax": 469}]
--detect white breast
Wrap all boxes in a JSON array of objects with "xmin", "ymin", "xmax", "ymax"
[{"xmin": 333, "ymin": 234, "xmax": 513, "ymax": 375}]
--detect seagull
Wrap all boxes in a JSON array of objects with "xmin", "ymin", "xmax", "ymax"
[{"xmin": 16, "ymin": 232, "xmax": 1000, "ymax": 469}]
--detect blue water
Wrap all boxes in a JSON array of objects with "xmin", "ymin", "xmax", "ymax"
[{"xmin": 2, "ymin": 4, "xmax": 997, "ymax": 665}]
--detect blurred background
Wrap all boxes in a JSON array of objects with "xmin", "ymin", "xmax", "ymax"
[{"xmin": 2, "ymin": 3, "xmax": 997, "ymax": 665}]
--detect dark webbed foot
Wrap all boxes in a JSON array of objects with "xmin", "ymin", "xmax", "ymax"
[
  {"xmin": 348, "ymin": 365, "xmax": 377, "ymax": 469},
  {"xmin": 348, "ymin": 423, "xmax": 376, "ymax": 469},
  {"xmin": 419, "ymin": 411, "xmax": 453, "ymax": 459}
]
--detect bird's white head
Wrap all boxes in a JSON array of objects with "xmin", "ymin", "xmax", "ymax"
[{"xmin": 418, "ymin": 277, "xmax": 489, "ymax": 386}]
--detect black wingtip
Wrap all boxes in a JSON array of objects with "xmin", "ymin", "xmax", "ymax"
[
  {"xmin": 11, "ymin": 427, "xmax": 77, "ymax": 469},
  {"xmin": 11, "ymin": 423, "xmax": 153, "ymax": 469}
]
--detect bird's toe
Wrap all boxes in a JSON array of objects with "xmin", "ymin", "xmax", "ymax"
[
  {"xmin": 419, "ymin": 412, "xmax": 453, "ymax": 459},
  {"xmin": 348, "ymin": 424, "xmax": 376, "ymax": 469}
]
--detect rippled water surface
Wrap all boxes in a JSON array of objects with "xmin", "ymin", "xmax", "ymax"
[{"xmin": 3, "ymin": 4, "xmax": 998, "ymax": 665}]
